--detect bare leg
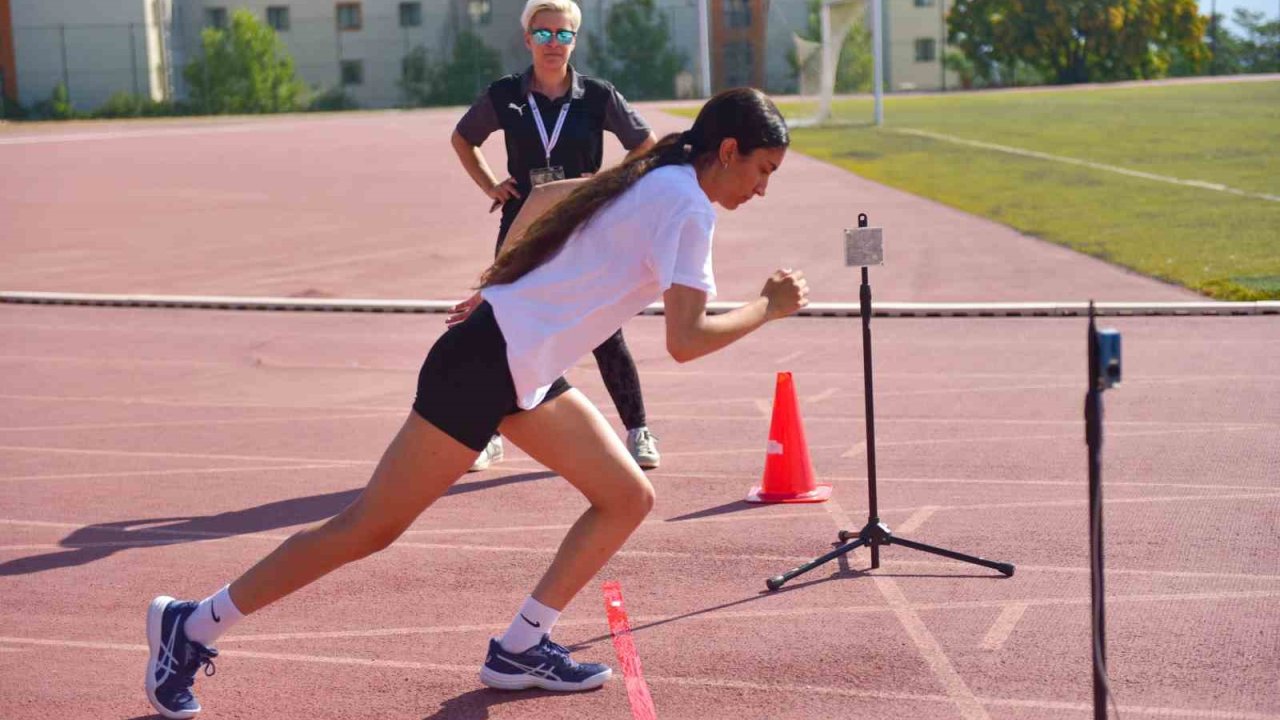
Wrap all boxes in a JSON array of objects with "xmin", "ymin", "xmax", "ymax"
[
  {"xmin": 228, "ymin": 412, "xmax": 477, "ymax": 614},
  {"xmin": 497, "ymin": 389, "xmax": 655, "ymax": 610}
]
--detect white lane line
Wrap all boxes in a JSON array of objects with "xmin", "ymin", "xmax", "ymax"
[
  {"xmin": 400, "ymin": 511, "xmax": 821, "ymax": 536},
  {"xmin": 895, "ymin": 506, "xmax": 938, "ymax": 534},
  {"xmin": 0, "ymin": 412, "xmax": 396, "ymax": 433},
  {"xmin": 0, "ymin": 393, "xmax": 402, "ymax": 412},
  {"xmin": 4, "ymin": 634, "xmax": 1275, "ymax": 718},
  {"xmin": 4, "ymin": 510, "xmax": 1279, "ymax": 582},
  {"xmin": 0, "ymin": 115, "xmax": 399, "ymax": 147},
  {"xmin": 0, "ymin": 636, "xmax": 472, "ymax": 671},
  {"xmin": 0, "ymin": 444, "xmax": 372, "ymax": 466},
  {"xmin": 217, "ymin": 589, "xmax": 1280, "ymax": 644},
  {"xmin": 805, "ymin": 388, "xmax": 839, "ymax": 404},
  {"xmin": 1, "ymin": 463, "xmax": 353, "ymax": 483},
  {"xmin": 654, "ymin": 469, "xmax": 1280, "ymax": 493},
  {"xmin": 889, "ymin": 127, "xmax": 1280, "ymax": 203},
  {"xmin": 820, "ymin": 497, "xmax": 990, "ymax": 720},
  {"xmin": 981, "ymin": 603, "xmax": 1028, "ymax": 651},
  {"xmin": 775, "ymin": 350, "xmax": 806, "ymax": 365}
]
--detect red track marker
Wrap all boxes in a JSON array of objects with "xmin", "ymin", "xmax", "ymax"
[{"xmin": 603, "ymin": 581, "xmax": 657, "ymax": 720}]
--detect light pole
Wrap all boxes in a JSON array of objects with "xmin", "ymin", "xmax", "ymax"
[
  {"xmin": 1209, "ymin": 0, "xmax": 1218, "ymax": 75},
  {"xmin": 698, "ymin": 0, "xmax": 712, "ymax": 96}
]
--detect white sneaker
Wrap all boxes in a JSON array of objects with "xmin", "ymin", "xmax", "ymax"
[
  {"xmin": 469, "ymin": 436, "xmax": 504, "ymax": 472},
  {"xmin": 626, "ymin": 427, "xmax": 660, "ymax": 470}
]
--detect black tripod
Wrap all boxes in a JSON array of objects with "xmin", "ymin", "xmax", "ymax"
[{"xmin": 766, "ymin": 213, "xmax": 1014, "ymax": 591}]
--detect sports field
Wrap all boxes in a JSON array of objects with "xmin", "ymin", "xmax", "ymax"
[{"xmin": 752, "ymin": 78, "xmax": 1280, "ymax": 300}]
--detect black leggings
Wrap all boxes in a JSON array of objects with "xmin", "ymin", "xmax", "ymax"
[{"xmin": 497, "ymin": 207, "xmax": 648, "ymax": 430}]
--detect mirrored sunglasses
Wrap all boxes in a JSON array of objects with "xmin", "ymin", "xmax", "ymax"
[{"xmin": 530, "ymin": 28, "xmax": 577, "ymax": 45}]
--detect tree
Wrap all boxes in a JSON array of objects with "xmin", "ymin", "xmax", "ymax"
[
  {"xmin": 1227, "ymin": 9, "xmax": 1280, "ymax": 72},
  {"xmin": 588, "ymin": 0, "xmax": 686, "ymax": 100},
  {"xmin": 400, "ymin": 31, "xmax": 501, "ymax": 107},
  {"xmin": 947, "ymin": 0, "xmax": 1209, "ymax": 85},
  {"xmin": 183, "ymin": 8, "xmax": 307, "ymax": 114}
]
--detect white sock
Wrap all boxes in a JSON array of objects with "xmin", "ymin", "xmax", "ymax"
[
  {"xmin": 183, "ymin": 585, "xmax": 245, "ymax": 647},
  {"xmin": 499, "ymin": 595, "xmax": 561, "ymax": 654}
]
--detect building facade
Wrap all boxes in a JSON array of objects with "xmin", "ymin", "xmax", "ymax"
[
  {"xmin": 881, "ymin": 0, "xmax": 956, "ymax": 91},
  {"xmin": 5, "ymin": 0, "xmax": 955, "ymax": 114}
]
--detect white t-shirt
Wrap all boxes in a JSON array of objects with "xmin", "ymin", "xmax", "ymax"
[{"xmin": 482, "ymin": 164, "xmax": 717, "ymax": 409}]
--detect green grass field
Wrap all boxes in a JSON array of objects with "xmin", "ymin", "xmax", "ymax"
[{"xmin": 672, "ymin": 80, "xmax": 1280, "ymax": 300}]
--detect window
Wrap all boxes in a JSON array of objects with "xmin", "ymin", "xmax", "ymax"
[
  {"xmin": 205, "ymin": 7, "xmax": 228, "ymax": 28},
  {"xmin": 914, "ymin": 38, "xmax": 937, "ymax": 62},
  {"xmin": 723, "ymin": 0, "xmax": 752, "ymax": 28},
  {"xmin": 267, "ymin": 6, "xmax": 290, "ymax": 31},
  {"xmin": 467, "ymin": 0, "xmax": 492, "ymax": 25},
  {"xmin": 336, "ymin": 3, "xmax": 362, "ymax": 31},
  {"xmin": 341, "ymin": 60, "xmax": 364, "ymax": 85},
  {"xmin": 399, "ymin": 2, "xmax": 422, "ymax": 27}
]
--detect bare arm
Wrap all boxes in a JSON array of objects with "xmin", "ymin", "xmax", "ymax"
[
  {"xmin": 663, "ymin": 270, "xmax": 809, "ymax": 363},
  {"xmin": 451, "ymin": 130, "xmax": 521, "ymax": 207}
]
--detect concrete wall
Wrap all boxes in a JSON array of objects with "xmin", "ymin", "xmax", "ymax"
[{"xmin": 10, "ymin": 0, "xmax": 170, "ymax": 109}]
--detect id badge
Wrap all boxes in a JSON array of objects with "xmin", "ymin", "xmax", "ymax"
[{"xmin": 530, "ymin": 165, "xmax": 565, "ymax": 187}]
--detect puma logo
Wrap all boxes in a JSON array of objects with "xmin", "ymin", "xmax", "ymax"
[{"xmin": 508, "ymin": 102, "xmax": 526, "ymax": 117}]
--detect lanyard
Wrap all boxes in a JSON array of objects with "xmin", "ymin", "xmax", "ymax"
[{"xmin": 527, "ymin": 93, "xmax": 571, "ymax": 167}]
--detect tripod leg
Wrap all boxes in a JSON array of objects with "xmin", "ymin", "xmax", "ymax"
[
  {"xmin": 890, "ymin": 536, "xmax": 1014, "ymax": 576},
  {"xmin": 767, "ymin": 538, "xmax": 868, "ymax": 591}
]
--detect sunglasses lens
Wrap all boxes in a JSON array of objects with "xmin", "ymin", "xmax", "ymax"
[
  {"xmin": 555, "ymin": 30, "xmax": 576, "ymax": 44},
  {"xmin": 531, "ymin": 29, "xmax": 552, "ymax": 44}
]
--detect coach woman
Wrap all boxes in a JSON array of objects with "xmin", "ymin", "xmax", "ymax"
[{"xmin": 451, "ymin": 0, "xmax": 662, "ymax": 472}]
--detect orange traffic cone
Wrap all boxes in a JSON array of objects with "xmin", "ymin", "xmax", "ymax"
[{"xmin": 746, "ymin": 372, "xmax": 832, "ymax": 503}]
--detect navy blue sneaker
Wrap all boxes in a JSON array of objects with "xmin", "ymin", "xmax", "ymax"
[
  {"xmin": 480, "ymin": 635, "xmax": 612, "ymax": 691},
  {"xmin": 145, "ymin": 596, "xmax": 218, "ymax": 719}
]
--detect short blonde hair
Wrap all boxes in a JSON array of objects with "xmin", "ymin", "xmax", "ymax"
[{"xmin": 520, "ymin": 0, "xmax": 582, "ymax": 31}]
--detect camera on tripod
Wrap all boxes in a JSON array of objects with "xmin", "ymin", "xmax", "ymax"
[{"xmin": 1095, "ymin": 328, "xmax": 1121, "ymax": 391}]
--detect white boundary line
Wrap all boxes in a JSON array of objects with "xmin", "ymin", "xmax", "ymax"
[
  {"xmin": 887, "ymin": 127, "xmax": 1280, "ymax": 203},
  {"xmin": 3, "ymin": 291, "xmax": 1277, "ymax": 317},
  {"xmin": 2, "ymin": 635, "xmax": 1277, "ymax": 718}
]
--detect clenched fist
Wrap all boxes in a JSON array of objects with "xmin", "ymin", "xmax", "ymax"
[{"xmin": 761, "ymin": 269, "xmax": 809, "ymax": 321}]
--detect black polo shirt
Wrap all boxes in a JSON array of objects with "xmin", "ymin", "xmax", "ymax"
[{"xmin": 456, "ymin": 65, "xmax": 651, "ymax": 247}]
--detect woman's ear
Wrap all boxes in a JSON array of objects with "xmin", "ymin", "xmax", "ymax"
[{"xmin": 718, "ymin": 138, "xmax": 739, "ymax": 169}]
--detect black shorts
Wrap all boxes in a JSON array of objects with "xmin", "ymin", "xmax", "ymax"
[{"xmin": 412, "ymin": 300, "xmax": 572, "ymax": 452}]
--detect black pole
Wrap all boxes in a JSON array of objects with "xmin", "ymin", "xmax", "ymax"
[
  {"xmin": 764, "ymin": 212, "xmax": 1013, "ymax": 591},
  {"xmin": 1086, "ymin": 303, "xmax": 1107, "ymax": 720},
  {"xmin": 857, "ymin": 213, "xmax": 881, "ymax": 569}
]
